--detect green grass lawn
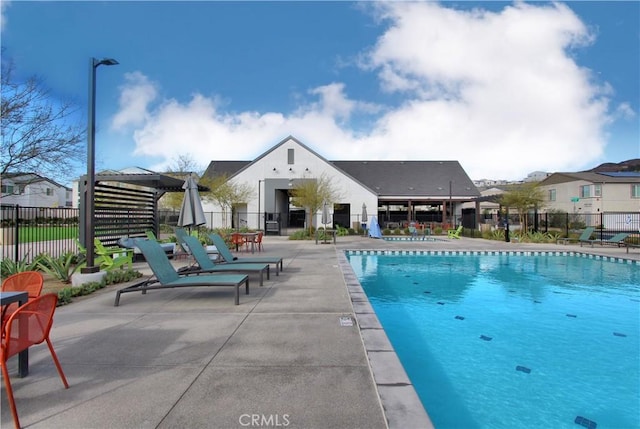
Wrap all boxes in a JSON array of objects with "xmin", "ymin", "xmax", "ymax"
[{"xmin": 18, "ymin": 226, "xmax": 79, "ymax": 243}]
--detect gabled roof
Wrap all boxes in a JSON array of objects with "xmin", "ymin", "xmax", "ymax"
[
  {"xmin": 331, "ymin": 160, "xmax": 478, "ymax": 198},
  {"xmin": 1, "ymin": 173, "xmax": 70, "ymax": 190},
  {"xmin": 202, "ymin": 136, "xmax": 480, "ymax": 199},
  {"xmin": 540, "ymin": 171, "xmax": 640, "ymax": 186}
]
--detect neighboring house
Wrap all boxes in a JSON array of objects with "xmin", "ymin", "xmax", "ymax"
[
  {"xmin": 202, "ymin": 135, "xmax": 480, "ymax": 231},
  {"xmin": 538, "ymin": 171, "xmax": 640, "ymax": 229},
  {"xmin": 0, "ymin": 173, "xmax": 72, "ymax": 207},
  {"xmin": 523, "ymin": 171, "xmax": 551, "ymax": 182}
]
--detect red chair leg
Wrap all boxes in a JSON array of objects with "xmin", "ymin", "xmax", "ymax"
[
  {"xmin": 1, "ymin": 362, "xmax": 21, "ymax": 429},
  {"xmin": 46, "ymin": 338, "xmax": 69, "ymax": 388}
]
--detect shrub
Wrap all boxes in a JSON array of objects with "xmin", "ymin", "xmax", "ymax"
[
  {"xmin": 37, "ymin": 252, "xmax": 82, "ymax": 283},
  {"xmin": 336, "ymin": 225, "xmax": 349, "ymax": 236},
  {"xmin": 289, "ymin": 229, "xmax": 312, "ymax": 240},
  {"xmin": 56, "ymin": 269, "xmax": 143, "ymax": 306},
  {"xmin": 0, "ymin": 253, "xmax": 42, "ymax": 277}
]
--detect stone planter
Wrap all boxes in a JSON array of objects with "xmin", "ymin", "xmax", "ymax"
[{"xmin": 71, "ymin": 271, "xmax": 107, "ymax": 287}]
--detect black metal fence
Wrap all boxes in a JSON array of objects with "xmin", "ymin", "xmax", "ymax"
[
  {"xmin": 2, "ymin": 205, "xmax": 638, "ymax": 263},
  {"xmin": 1, "ymin": 204, "xmax": 81, "ymax": 262}
]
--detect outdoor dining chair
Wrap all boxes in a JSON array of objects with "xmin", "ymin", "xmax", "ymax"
[
  {"xmin": 1, "ymin": 294, "xmax": 69, "ymax": 429},
  {"xmin": 1, "ymin": 272, "xmax": 44, "ymax": 331}
]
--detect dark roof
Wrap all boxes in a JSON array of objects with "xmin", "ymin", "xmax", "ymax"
[
  {"xmin": 204, "ymin": 159, "xmax": 479, "ymax": 199},
  {"xmin": 204, "ymin": 161, "xmax": 251, "ymax": 179},
  {"xmin": 331, "ymin": 160, "xmax": 479, "ymax": 198},
  {"xmin": 201, "ymin": 136, "xmax": 479, "ymax": 200}
]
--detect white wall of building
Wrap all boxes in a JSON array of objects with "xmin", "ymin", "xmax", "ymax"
[
  {"xmin": 202, "ymin": 137, "xmax": 378, "ymax": 230},
  {"xmin": 1, "ymin": 178, "xmax": 69, "ymax": 207}
]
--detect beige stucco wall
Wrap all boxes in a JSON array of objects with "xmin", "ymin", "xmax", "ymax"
[{"xmin": 539, "ymin": 180, "xmax": 640, "ymax": 213}]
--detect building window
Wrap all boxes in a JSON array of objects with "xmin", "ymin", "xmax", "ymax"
[
  {"xmin": 288, "ymin": 148, "xmax": 294, "ymax": 165},
  {"xmin": 548, "ymin": 189, "xmax": 556, "ymax": 201},
  {"xmin": 579, "ymin": 185, "xmax": 591, "ymax": 198},
  {"xmin": 1, "ymin": 185, "xmax": 14, "ymax": 194},
  {"xmin": 632, "ymin": 184, "xmax": 640, "ymax": 198},
  {"xmin": 46, "ymin": 188, "xmax": 53, "ymax": 196},
  {"xmin": 594, "ymin": 184, "xmax": 602, "ymax": 197}
]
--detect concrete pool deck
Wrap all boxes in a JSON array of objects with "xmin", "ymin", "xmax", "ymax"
[{"xmin": 1, "ymin": 235, "xmax": 637, "ymax": 429}]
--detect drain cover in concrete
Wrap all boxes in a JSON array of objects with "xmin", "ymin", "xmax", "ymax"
[{"xmin": 340, "ymin": 316, "xmax": 354, "ymax": 327}]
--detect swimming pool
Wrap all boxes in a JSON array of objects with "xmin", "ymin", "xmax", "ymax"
[{"xmin": 347, "ymin": 251, "xmax": 639, "ymax": 429}]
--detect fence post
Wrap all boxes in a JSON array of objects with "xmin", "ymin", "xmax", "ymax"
[
  {"xmin": 12, "ymin": 205, "xmax": 20, "ymax": 261},
  {"xmin": 565, "ymin": 213, "xmax": 569, "ymax": 237}
]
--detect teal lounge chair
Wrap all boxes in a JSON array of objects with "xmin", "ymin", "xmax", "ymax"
[
  {"xmin": 175, "ymin": 227, "xmax": 219, "ymax": 259},
  {"xmin": 179, "ymin": 235, "xmax": 270, "ymax": 286},
  {"xmin": 600, "ymin": 232, "xmax": 630, "ymax": 247},
  {"xmin": 114, "ymin": 240, "xmax": 250, "ymax": 306},
  {"xmin": 575, "ymin": 227, "xmax": 596, "ymax": 246},
  {"xmin": 580, "ymin": 232, "xmax": 629, "ymax": 247},
  {"xmin": 209, "ymin": 233, "xmax": 284, "ymax": 274}
]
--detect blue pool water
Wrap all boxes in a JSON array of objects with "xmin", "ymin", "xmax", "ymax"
[{"xmin": 347, "ymin": 252, "xmax": 640, "ymax": 429}]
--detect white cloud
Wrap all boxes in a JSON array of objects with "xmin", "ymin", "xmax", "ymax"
[
  {"xmin": 614, "ymin": 102, "xmax": 636, "ymax": 121},
  {"xmin": 1, "ymin": 1, "xmax": 10, "ymax": 31},
  {"xmin": 111, "ymin": 72, "xmax": 158, "ymax": 130},
  {"xmin": 112, "ymin": 1, "xmax": 614, "ymax": 180}
]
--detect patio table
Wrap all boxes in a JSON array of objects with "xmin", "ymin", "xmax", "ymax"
[
  {"xmin": 1, "ymin": 291, "xmax": 29, "ymax": 377},
  {"xmin": 238, "ymin": 232, "xmax": 258, "ymax": 253}
]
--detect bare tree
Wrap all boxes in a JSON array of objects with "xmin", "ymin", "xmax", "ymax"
[
  {"xmin": 1, "ymin": 57, "xmax": 85, "ymax": 182},
  {"xmin": 200, "ymin": 174, "xmax": 254, "ymax": 227},
  {"xmin": 290, "ymin": 173, "xmax": 342, "ymax": 237},
  {"xmin": 160, "ymin": 154, "xmax": 204, "ymax": 210}
]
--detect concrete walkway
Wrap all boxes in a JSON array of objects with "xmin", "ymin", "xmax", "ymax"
[{"xmin": 2, "ymin": 235, "xmax": 637, "ymax": 429}]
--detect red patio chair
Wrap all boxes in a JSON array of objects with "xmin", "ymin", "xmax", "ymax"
[
  {"xmin": 254, "ymin": 231, "xmax": 264, "ymax": 252},
  {"xmin": 231, "ymin": 233, "xmax": 248, "ymax": 252},
  {"xmin": 1, "ymin": 293, "xmax": 69, "ymax": 429},
  {"xmin": 1, "ymin": 272, "xmax": 44, "ymax": 330}
]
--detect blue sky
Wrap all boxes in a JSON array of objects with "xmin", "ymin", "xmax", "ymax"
[{"xmin": 2, "ymin": 1, "xmax": 638, "ymax": 185}]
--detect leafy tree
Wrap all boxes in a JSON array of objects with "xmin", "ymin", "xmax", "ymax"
[
  {"xmin": 1, "ymin": 56, "xmax": 84, "ymax": 182},
  {"xmin": 160, "ymin": 154, "xmax": 204, "ymax": 210},
  {"xmin": 499, "ymin": 183, "xmax": 545, "ymax": 231},
  {"xmin": 200, "ymin": 174, "xmax": 254, "ymax": 227},
  {"xmin": 289, "ymin": 173, "xmax": 342, "ymax": 237}
]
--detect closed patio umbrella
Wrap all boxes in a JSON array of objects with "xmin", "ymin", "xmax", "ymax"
[
  {"xmin": 178, "ymin": 176, "xmax": 206, "ymax": 230},
  {"xmin": 361, "ymin": 203, "xmax": 368, "ymax": 234},
  {"xmin": 321, "ymin": 201, "xmax": 331, "ymax": 226}
]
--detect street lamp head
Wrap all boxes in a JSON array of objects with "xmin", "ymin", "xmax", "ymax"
[{"xmin": 94, "ymin": 58, "xmax": 119, "ymax": 67}]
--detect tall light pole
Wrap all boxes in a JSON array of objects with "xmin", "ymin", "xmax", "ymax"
[{"xmin": 81, "ymin": 57, "xmax": 118, "ymax": 274}]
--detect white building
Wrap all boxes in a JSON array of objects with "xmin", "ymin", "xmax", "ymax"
[
  {"xmin": 0, "ymin": 173, "xmax": 71, "ymax": 207},
  {"xmin": 202, "ymin": 136, "xmax": 480, "ymax": 232}
]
